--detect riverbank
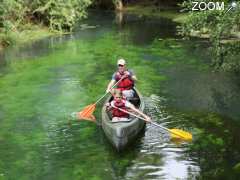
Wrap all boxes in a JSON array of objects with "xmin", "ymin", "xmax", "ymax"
[
  {"xmin": 0, "ymin": 24, "xmax": 54, "ymax": 52},
  {"xmin": 123, "ymin": 4, "xmax": 187, "ymax": 23},
  {"xmin": 0, "ymin": 9, "xmax": 184, "ymax": 52},
  {"xmin": 123, "ymin": 3, "xmax": 240, "ymax": 43}
]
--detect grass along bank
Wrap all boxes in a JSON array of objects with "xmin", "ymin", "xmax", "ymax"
[
  {"xmin": 0, "ymin": 24, "xmax": 54, "ymax": 51},
  {"xmin": 0, "ymin": 0, "xmax": 91, "ymax": 51}
]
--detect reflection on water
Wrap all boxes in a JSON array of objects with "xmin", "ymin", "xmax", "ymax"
[{"xmin": 125, "ymin": 95, "xmax": 199, "ymax": 179}]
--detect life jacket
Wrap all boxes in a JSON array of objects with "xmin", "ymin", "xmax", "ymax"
[
  {"xmin": 112, "ymin": 99, "xmax": 129, "ymax": 118},
  {"xmin": 115, "ymin": 70, "xmax": 134, "ymax": 91}
]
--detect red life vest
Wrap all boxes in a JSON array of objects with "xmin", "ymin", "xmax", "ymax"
[
  {"xmin": 112, "ymin": 100, "xmax": 129, "ymax": 118},
  {"xmin": 115, "ymin": 71, "xmax": 134, "ymax": 91}
]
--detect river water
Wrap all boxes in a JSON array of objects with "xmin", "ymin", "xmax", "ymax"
[{"xmin": 0, "ymin": 11, "xmax": 240, "ymax": 179}]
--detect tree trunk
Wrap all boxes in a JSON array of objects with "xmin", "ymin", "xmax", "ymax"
[
  {"xmin": 115, "ymin": 11, "xmax": 123, "ymax": 26},
  {"xmin": 115, "ymin": 0, "xmax": 123, "ymax": 11}
]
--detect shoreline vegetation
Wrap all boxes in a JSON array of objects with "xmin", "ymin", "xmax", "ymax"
[
  {"xmin": 0, "ymin": 0, "xmax": 92, "ymax": 51},
  {"xmin": 120, "ymin": 1, "xmax": 240, "ymax": 72},
  {"xmin": 0, "ymin": 4, "xmax": 186, "ymax": 52},
  {"xmin": 0, "ymin": 25, "xmax": 54, "ymax": 51},
  {"xmin": 123, "ymin": 4, "xmax": 187, "ymax": 23},
  {"xmin": 1, "ymin": 0, "xmax": 239, "ymax": 72}
]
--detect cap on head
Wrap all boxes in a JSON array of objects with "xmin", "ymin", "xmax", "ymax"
[{"xmin": 117, "ymin": 58, "xmax": 126, "ymax": 66}]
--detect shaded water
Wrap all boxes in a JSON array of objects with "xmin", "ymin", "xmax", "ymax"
[{"xmin": 0, "ymin": 11, "xmax": 240, "ymax": 179}]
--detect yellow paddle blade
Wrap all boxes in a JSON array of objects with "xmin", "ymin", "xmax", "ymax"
[{"xmin": 169, "ymin": 128, "xmax": 193, "ymax": 141}]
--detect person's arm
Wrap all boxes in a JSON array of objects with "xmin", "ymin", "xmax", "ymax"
[
  {"xmin": 106, "ymin": 79, "xmax": 116, "ymax": 93},
  {"xmin": 127, "ymin": 102, "xmax": 151, "ymax": 122},
  {"xmin": 126, "ymin": 70, "xmax": 137, "ymax": 81},
  {"xmin": 131, "ymin": 75, "xmax": 137, "ymax": 81},
  {"xmin": 106, "ymin": 73, "xmax": 117, "ymax": 93}
]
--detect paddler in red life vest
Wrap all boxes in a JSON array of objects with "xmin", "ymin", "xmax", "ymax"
[
  {"xmin": 106, "ymin": 58, "xmax": 137, "ymax": 100},
  {"xmin": 107, "ymin": 90, "xmax": 151, "ymax": 123}
]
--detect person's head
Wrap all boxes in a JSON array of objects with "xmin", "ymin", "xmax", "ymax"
[
  {"xmin": 114, "ymin": 89, "xmax": 123, "ymax": 102},
  {"xmin": 117, "ymin": 58, "xmax": 126, "ymax": 73}
]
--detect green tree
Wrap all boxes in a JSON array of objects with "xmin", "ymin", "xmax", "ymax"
[
  {"xmin": 0, "ymin": 0, "xmax": 92, "ymax": 46},
  {"xmin": 32, "ymin": 0, "xmax": 92, "ymax": 31},
  {"xmin": 180, "ymin": 0, "xmax": 240, "ymax": 71},
  {"xmin": 0, "ymin": 0, "xmax": 92, "ymax": 33}
]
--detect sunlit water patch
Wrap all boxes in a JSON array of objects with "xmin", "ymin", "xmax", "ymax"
[{"xmin": 121, "ymin": 95, "xmax": 200, "ymax": 179}]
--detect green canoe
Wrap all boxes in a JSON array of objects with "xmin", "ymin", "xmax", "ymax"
[{"xmin": 101, "ymin": 88, "xmax": 145, "ymax": 151}]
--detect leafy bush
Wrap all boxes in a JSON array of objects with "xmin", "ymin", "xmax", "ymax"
[
  {"xmin": 32, "ymin": 0, "xmax": 92, "ymax": 31},
  {"xmin": 180, "ymin": 0, "xmax": 240, "ymax": 71},
  {"xmin": 0, "ymin": 0, "xmax": 92, "ymax": 33},
  {"xmin": 0, "ymin": 0, "xmax": 92, "ymax": 46}
]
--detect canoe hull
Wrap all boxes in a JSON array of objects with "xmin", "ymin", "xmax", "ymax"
[{"xmin": 101, "ymin": 88, "xmax": 145, "ymax": 151}]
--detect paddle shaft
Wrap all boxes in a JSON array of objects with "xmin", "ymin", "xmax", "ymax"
[
  {"xmin": 95, "ymin": 76, "xmax": 125, "ymax": 105},
  {"xmin": 112, "ymin": 106, "xmax": 185, "ymax": 138}
]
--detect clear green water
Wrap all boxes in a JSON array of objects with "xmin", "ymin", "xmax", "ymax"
[{"xmin": 0, "ymin": 11, "xmax": 240, "ymax": 179}]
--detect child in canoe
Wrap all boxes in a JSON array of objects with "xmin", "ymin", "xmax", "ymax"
[{"xmin": 106, "ymin": 89, "xmax": 151, "ymax": 123}]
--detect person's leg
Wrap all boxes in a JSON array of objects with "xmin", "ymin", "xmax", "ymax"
[
  {"xmin": 119, "ymin": 117, "xmax": 131, "ymax": 122},
  {"xmin": 112, "ymin": 117, "xmax": 131, "ymax": 122},
  {"xmin": 112, "ymin": 117, "xmax": 120, "ymax": 123},
  {"xmin": 122, "ymin": 89, "xmax": 134, "ymax": 100}
]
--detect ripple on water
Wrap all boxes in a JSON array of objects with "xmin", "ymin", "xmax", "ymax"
[{"xmin": 123, "ymin": 94, "xmax": 199, "ymax": 179}]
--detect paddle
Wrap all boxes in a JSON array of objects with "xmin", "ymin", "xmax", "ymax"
[
  {"xmin": 77, "ymin": 76, "xmax": 126, "ymax": 121},
  {"xmin": 112, "ymin": 105, "xmax": 193, "ymax": 141}
]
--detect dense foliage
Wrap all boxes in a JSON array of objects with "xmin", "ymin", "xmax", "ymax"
[
  {"xmin": 180, "ymin": 0, "xmax": 240, "ymax": 71},
  {"xmin": 0, "ymin": 0, "xmax": 92, "ymax": 46}
]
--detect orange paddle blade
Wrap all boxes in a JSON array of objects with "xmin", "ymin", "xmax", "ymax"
[
  {"xmin": 77, "ymin": 112, "xmax": 96, "ymax": 122},
  {"xmin": 77, "ymin": 104, "xmax": 96, "ymax": 122}
]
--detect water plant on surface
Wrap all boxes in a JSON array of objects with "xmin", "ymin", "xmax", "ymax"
[{"xmin": 184, "ymin": 112, "xmax": 240, "ymax": 179}]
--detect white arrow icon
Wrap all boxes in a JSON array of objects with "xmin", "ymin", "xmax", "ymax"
[{"xmin": 226, "ymin": 2, "xmax": 238, "ymax": 13}]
